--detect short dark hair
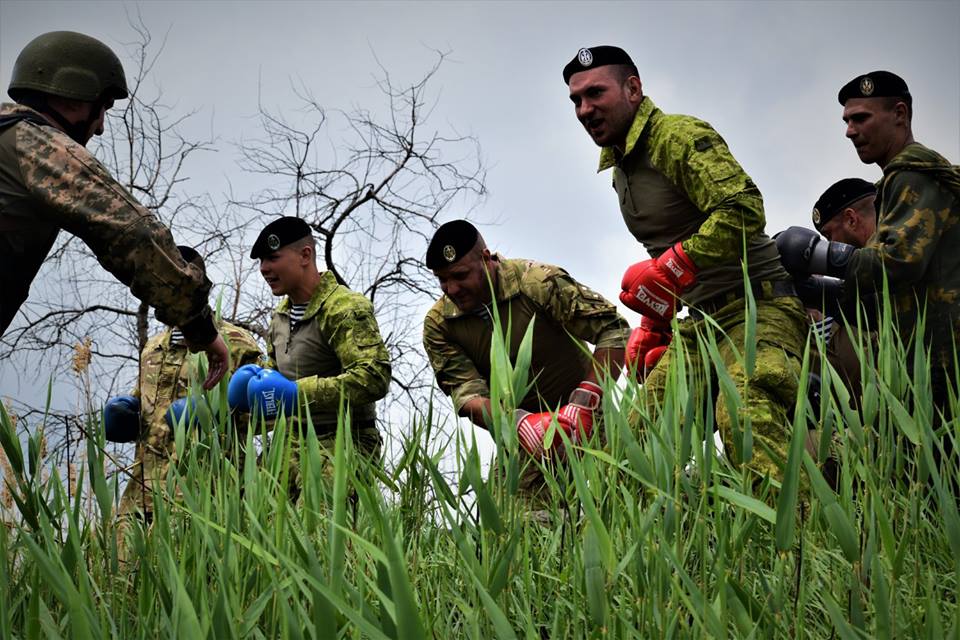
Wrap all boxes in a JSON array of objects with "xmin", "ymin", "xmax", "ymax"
[
  {"xmin": 878, "ymin": 95, "xmax": 912, "ymax": 122},
  {"xmin": 609, "ymin": 63, "xmax": 640, "ymax": 84}
]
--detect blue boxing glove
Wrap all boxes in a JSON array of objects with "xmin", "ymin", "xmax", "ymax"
[
  {"xmin": 227, "ymin": 364, "xmax": 263, "ymax": 411},
  {"xmin": 246, "ymin": 369, "xmax": 298, "ymax": 419},
  {"xmin": 164, "ymin": 396, "xmax": 212, "ymax": 429},
  {"xmin": 103, "ymin": 395, "xmax": 141, "ymax": 443}
]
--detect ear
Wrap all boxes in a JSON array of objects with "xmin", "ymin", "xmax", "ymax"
[
  {"xmin": 625, "ymin": 76, "xmax": 643, "ymax": 104},
  {"xmin": 298, "ymin": 243, "xmax": 314, "ymax": 265},
  {"xmin": 893, "ymin": 100, "xmax": 910, "ymax": 126},
  {"xmin": 842, "ymin": 207, "xmax": 859, "ymax": 229}
]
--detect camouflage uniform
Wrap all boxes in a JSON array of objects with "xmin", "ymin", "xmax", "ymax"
[
  {"xmin": 601, "ymin": 97, "xmax": 808, "ymax": 481},
  {"xmin": 0, "ymin": 103, "xmax": 217, "ymax": 344},
  {"xmin": 845, "ymin": 143, "xmax": 960, "ymax": 401},
  {"xmin": 117, "ymin": 321, "xmax": 261, "ymax": 522},
  {"xmin": 423, "ymin": 256, "xmax": 630, "ymax": 506},
  {"xmin": 265, "ymin": 271, "xmax": 391, "ymax": 496}
]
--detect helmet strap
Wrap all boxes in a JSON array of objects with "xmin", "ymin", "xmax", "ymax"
[{"xmin": 18, "ymin": 94, "xmax": 101, "ymax": 146}]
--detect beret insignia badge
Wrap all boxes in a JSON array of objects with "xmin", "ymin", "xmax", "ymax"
[
  {"xmin": 267, "ymin": 234, "xmax": 281, "ymax": 250},
  {"xmin": 442, "ymin": 245, "xmax": 457, "ymax": 262},
  {"xmin": 577, "ymin": 48, "xmax": 593, "ymax": 67},
  {"xmin": 860, "ymin": 76, "xmax": 874, "ymax": 96},
  {"xmin": 812, "ymin": 208, "xmax": 821, "ymax": 225}
]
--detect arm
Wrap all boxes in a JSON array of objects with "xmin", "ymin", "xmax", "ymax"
[
  {"xmin": 537, "ymin": 270, "xmax": 630, "ymax": 379},
  {"xmin": 459, "ymin": 397, "xmax": 494, "ymax": 429},
  {"xmin": 845, "ymin": 171, "xmax": 954, "ymax": 292},
  {"xmin": 15, "ymin": 123, "xmax": 217, "ymax": 345},
  {"xmin": 295, "ymin": 299, "xmax": 391, "ymax": 411},
  {"xmin": 652, "ymin": 121, "xmax": 766, "ymax": 268},
  {"xmin": 222, "ymin": 324, "xmax": 264, "ymax": 371},
  {"xmin": 423, "ymin": 309, "xmax": 493, "ymax": 428}
]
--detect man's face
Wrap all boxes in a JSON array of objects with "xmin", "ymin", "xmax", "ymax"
[
  {"xmin": 568, "ymin": 66, "xmax": 641, "ymax": 148},
  {"xmin": 843, "ymin": 98, "xmax": 902, "ymax": 165},
  {"xmin": 819, "ymin": 195, "xmax": 877, "ymax": 247},
  {"xmin": 82, "ymin": 99, "xmax": 113, "ymax": 144},
  {"xmin": 433, "ymin": 249, "xmax": 496, "ymax": 312},
  {"xmin": 259, "ymin": 244, "xmax": 306, "ymax": 297}
]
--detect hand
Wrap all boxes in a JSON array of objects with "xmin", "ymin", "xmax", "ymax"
[
  {"xmin": 164, "ymin": 396, "xmax": 212, "ymax": 429},
  {"xmin": 626, "ymin": 317, "xmax": 672, "ymax": 381},
  {"xmin": 620, "ymin": 243, "xmax": 698, "ymax": 322},
  {"xmin": 246, "ymin": 369, "xmax": 298, "ymax": 419},
  {"xmin": 227, "ymin": 364, "xmax": 264, "ymax": 411},
  {"xmin": 103, "ymin": 395, "xmax": 141, "ymax": 443},
  {"xmin": 775, "ymin": 227, "xmax": 856, "ymax": 278},
  {"xmin": 199, "ymin": 334, "xmax": 229, "ymax": 390},
  {"xmin": 515, "ymin": 410, "xmax": 557, "ymax": 458},
  {"xmin": 557, "ymin": 381, "xmax": 602, "ymax": 441}
]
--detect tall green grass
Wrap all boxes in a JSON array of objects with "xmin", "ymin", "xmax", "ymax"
[{"xmin": 0, "ymin": 292, "xmax": 958, "ymax": 638}]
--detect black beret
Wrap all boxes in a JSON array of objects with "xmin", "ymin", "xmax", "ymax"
[
  {"xmin": 838, "ymin": 71, "xmax": 911, "ymax": 106},
  {"xmin": 563, "ymin": 46, "xmax": 637, "ymax": 84},
  {"xmin": 250, "ymin": 217, "xmax": 312, "ymax": 259},
  {"xmin": 812, "ymin": 178, "xmax": 877, "ymax": 231},
  {"xmin": 426, "ymin": 220, "xmax": 479, "ymax": 270}
]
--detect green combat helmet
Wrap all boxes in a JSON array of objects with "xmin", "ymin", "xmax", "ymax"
[{"xmin": 8, "ymin": 31, "xmax": 129, "ymax": 102}]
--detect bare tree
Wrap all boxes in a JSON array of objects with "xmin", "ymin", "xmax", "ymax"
[{"xmin": 232, "ymin": 51, "xmax": 487, "ymax": 421}]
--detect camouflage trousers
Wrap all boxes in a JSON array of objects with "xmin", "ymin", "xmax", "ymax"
[
  {"xmin": 117, "ymin": 419, "xmax": 177, "ymax": 525},
  {"xmin": 280, "ymin": 419, "xmax": 382, "ymax": 504},
  {"xmin": 641, "ymin": 293, "xmax": 808, "ymax": 482}
]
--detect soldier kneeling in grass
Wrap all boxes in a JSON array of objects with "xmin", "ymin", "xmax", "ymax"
[{"xmin": 422, "ymin": 220, "xmax": 628, "ymax": 518}]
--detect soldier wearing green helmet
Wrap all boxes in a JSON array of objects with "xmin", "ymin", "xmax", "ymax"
[{"xmin": 0, "ymin": 31, "xmax": 230, "ymax": 390}]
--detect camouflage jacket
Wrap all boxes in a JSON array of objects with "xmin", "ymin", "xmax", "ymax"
[
  {"xmin": 423, "ymin": 256, "xmax": 630, "ymax": 413},
  {"xmin": 598, "ymin": 97, "xmax": 790, "ymax": 306},
  {"xmin": 266, "ymin": 271, "xmax": 391, "ymax": 427},
  {"xmin": 133, "ymin": 321, "xmax": 262, "ymax": 435},
  {"xmin": 846, "ymin": 142, "xmax": 960, "ymax": 368},
  {"xmin": 0, "ymin": 103, "xmax": 217, "ymax": 343}
]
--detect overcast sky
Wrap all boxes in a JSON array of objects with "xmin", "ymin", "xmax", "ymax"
[{"xmin": 2, "ymin": 1, "xmax": 959, "ymax": 418}]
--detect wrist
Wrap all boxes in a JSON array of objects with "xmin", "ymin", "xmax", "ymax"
[
  {"xmin": 659, "ymin": 242, "xmax": 697, "ymax": 289},
  {"xmin": 568, "ymin": 381, "xmax": 602, "ymax": 410},
  {"xmin": 179, "ymin": 306, "xmax": 217, "ymax": 347}
]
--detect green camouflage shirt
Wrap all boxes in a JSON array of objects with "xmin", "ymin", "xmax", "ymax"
[
  {"xmin": 266, "ymin": 271, "xmax": 391, "ymax": 427},
  {"xmin": 846, "ymin": 142, "xmax": 960, "ymax": 368},
  {"xmin": 133, "ymin": 321, "xmax": 262, "ymax": 437},
  {"xmin": 598, "ymin": 97, "xmax": 789, "ymax": 306},
  {"xmin": 423, "ymin": 256, "xmax": 630, "ymax": 413},
  {"xmin": 0, "ymin": 103, "xmax": 217, "ymax": 343}
]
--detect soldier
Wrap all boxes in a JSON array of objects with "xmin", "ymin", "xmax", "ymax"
[
  {"xmin": 227, "ymin": 217, "xmax": 391, "ymax": 498},
  {"xmin": 422, "ymin": 220, "xmax": 629, "ymax": 510},
  {"xmin": 564, "ymin": 46, "xmax": 808, "ymax": 482},
  {"xmin": 777, "ymin": 71, "xmax": 960, "ymax": 410},
  {"xmin": 780, "ymin": 178, "xmax": 879, "ymax": 405},
  {"xmin": 103, "ymin": 246, "xmax": 262, "ymax": 530},
  {"xmin": 0, "ymin": 31, "xmax": 228, "ymax": 388}
]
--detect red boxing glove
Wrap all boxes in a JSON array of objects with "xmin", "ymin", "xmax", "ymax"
[
  {"xmin": 557, "ymin": 381, "xmax": 602, "ymax": 441},
  {"xmin": 516, "ymin": 410, "xmax": 557, "ymax": 458},
  {"xmin": 626, "ymin": 317, "xmax": 672, "ymax": 381},
  {"xmin": 620, "ymin": 242, "xmax": 698, "ymax": 322}
]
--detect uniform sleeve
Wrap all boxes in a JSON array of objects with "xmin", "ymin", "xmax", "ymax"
[
  {"xmin": 845, "ymin": 170, "xmax": 955, "ymax": 292},
  {"xmin": 528, "ymin": 268, "xmax": 630, "ymax": 349},
  {"xmin": 651, "ymin": 121, "xmax": 766, "ymax": 268},
  {"xmin": 222, "ymin": 325, "xmax": 264, "ymax": 371},
  {"xmin": 422, "ymin": 310, "xmax": 490, "ymax": 412},
  {"xmin": 15, "ymin": 124, "xmax": 216, "ymax": 344},
  {"xmin": 294, "ymin": 297, "xmax": 391, "ymax": 411}
]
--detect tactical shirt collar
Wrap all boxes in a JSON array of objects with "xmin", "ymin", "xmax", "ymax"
[
  {"xmin": 598, "ymin": 96, "xmax": 657, "ymax": 172},
  {"xmin": 275, "ymin": 271, "xmax": 339, "ymax": 322}
]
